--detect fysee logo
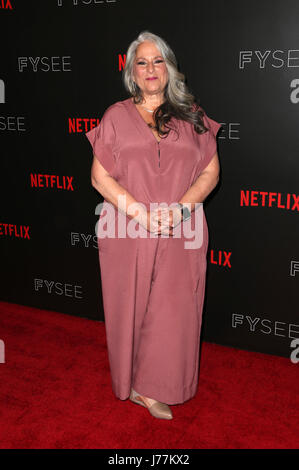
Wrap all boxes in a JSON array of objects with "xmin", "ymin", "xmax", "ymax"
[
  {"xmin": 290, "ymin": 338, "xmax": 299, "ymax": 364},
  {"xmin": 290, "ymin": 261, "xmax": 299, "ymax": 276},
  {"xmin": 57, "ymin": 0, "xmax": 116, "ymax": 6}
]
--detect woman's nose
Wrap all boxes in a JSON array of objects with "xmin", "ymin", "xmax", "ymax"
[{"xmin": 147, "ymin": 62, "xmax": 155, "ymax": 72}]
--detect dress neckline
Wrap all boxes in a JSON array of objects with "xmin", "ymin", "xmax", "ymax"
[{"xmin": 127, "ymin": 97, "xmax": 167, "ymax": 144}]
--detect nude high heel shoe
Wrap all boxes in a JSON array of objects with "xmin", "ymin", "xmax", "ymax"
[{"xmin": 129, "ymin": 388, "xmax": 173, "ymax": 420}]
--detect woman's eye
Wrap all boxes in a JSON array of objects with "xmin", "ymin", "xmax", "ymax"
[{"xmin": 137, "ymin": 60, "xmax": 164, "ymax": 65}]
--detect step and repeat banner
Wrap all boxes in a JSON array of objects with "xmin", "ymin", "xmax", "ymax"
[{"xmin": 1, "ymin": 0, "xmax": 298, "ymax": 359}]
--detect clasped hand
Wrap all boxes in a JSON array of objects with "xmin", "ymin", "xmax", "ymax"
[{"xmin": 146, "ymin": 206, "xmax": 182, "ymax": 236}]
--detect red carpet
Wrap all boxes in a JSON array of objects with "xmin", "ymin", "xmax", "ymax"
[{"xmin": 0, "ymin": 300, "xmax": 298, "ymax": 449}]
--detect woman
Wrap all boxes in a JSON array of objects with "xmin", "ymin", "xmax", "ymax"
[{"xmin": 86, "ymin": 31, "xmax": 221, "ymax": 420}]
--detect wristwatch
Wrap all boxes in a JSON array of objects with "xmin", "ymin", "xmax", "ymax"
[{"xmin": 177, "ymin": 203, "xmax": 191, "ymax": 221}]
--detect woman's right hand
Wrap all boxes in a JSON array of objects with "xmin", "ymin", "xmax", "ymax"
[
  {"xmin": 146, "ymin": 210, "xmax": 161, "ymax": 234},
  {"xmin": 133, "ymin": 207, "xmax": 160, "ymax": 234}
]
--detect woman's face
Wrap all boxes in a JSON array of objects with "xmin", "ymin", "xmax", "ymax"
[{"xmin": 132, "ymin": 40, "xmax": 168, "ymax": 98}]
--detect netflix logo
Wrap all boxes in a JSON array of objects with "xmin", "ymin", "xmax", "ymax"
[
  {"xmin": 69, "ymin": 117, "xmax": 100, "ymax": 133},
  {"xmin": 0, "ymin": 224, "xmax": 30, "ymax": 239},
  {"xmin": 210, "ymin": 249, "xmax": 232, "ymax": 268},
  {"xmin": 0, "ymin": 0, "xmax": 12, "ymax": 10},
  {"xmin": 118, "ymin": 54, "xmax": 126, "ymax": 71},
  {"xmin": 240, "ymin": 190, "xmax": 299, "ymax": 211},
  {"xmin": 30, "ymin": 174, "xmax": 74, "ymax": 191}
]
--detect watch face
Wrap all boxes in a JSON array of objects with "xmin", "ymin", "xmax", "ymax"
[{"xmin": 182, "ymin": 206, "xmax": 191, "ymax": 220}]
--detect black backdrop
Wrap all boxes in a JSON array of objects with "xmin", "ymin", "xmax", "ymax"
[{"xmin": 1, "ymin": 0, "xmax": 298, "ymax": 359}]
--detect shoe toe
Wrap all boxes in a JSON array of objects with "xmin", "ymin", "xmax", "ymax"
[{"xmin": 149, "ymin": 402, "xmax": 173, "ymax": 420}]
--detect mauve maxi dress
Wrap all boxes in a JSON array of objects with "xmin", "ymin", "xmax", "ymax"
[{"xmin": 85, "ymin": 97, "xmax": 221, "ymax": 405}]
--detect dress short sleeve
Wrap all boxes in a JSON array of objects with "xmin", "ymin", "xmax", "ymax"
[
  {"xmin": 85, "ymin": 108, "xmax": 117, "ymax": 175},
  {"xmin": 200, "ymin": 111, "xmax": 222, "ymax": 172}
]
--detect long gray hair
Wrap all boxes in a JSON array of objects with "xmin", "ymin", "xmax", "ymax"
[{"xmin": 122, "ymin": 31, "xmax": 208, "ymax": 139}]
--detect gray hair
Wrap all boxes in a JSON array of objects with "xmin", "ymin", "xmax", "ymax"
[{"xmin": 122, "ymin": 31, "xmax": 208, "ymax": 136}]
